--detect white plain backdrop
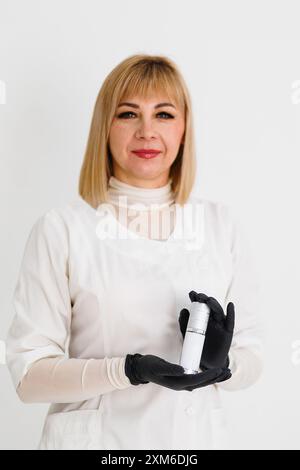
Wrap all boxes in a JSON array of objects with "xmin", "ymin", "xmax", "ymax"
[{"xmin": 1, "ymin": 0, "xmax": 300, "ymax": 450}]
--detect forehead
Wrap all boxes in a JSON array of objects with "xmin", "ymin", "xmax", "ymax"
[
  {"xmin": 120, "ymin": 92, "xmax": 173, "ymax": 102},
  {"xmin": 117, "ymin": 93, "xmax": 182, "ymax": 112}
]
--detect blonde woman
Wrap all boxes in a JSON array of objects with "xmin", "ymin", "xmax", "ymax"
[{"xmin": 5, "ymin": 54, "xmax": 263, "ymax": 450}]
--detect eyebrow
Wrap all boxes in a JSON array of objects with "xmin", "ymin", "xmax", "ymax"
[{"xmin": 117, "ymin": 102, "xmax": 176, "ymax": 109}]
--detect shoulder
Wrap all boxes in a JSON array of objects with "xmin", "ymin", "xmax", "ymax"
[
  {"xmin": 187, "ymin": 194, "xmax": 237, "ymax": 228},
  {"xmin": 28, "ymin": 197, "xmax": 86, "ymax": 242},
  {"xmin": 186, "ymin": 195, "xmax": 242, "ymax": 253}
]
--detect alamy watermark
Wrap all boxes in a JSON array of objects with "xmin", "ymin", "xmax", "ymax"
[
  {"xmin": 0, "ymin": 340, "xmax": 5, "ymax": 364},
  {"xmin": 291, "ymin": 340, "xmax": 300, "ymax": 366},
  {"xmin": 93, "ymin": 197, "xmax": 204, "ymax": 251},
  {"xmin": 291, "ymin": 80, "xmax": 300, "ymax": 104},
  {"xmin": 0, "ymin": 80, "xmax": 6, "ymax": 104}
]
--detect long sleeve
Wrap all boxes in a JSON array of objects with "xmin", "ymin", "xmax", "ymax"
[
  {"xmin": 217, "ymin": 205, "xmax": 265, "ymax": 391},
  {"xmin": 5, "ymin": 210, "xmax": 71, "ymax": 390},
  {"xmin": 5, "ymin": 210, "xmax": 131, "ymax": 402},
  {"xmin": 16, "ymin": 356, "xmax": 131, "ymax": 403}
]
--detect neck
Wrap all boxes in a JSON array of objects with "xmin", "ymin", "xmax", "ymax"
[{"xmin": 107, "ymin": 175, "xmax": 175, "ymax": 211}]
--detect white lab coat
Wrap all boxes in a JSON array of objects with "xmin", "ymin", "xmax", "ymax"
[{"xmin": 5, "ymin": 195, "xmax": 263, "ymax": 450}]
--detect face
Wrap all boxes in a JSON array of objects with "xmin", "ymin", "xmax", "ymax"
[{"xmin": 108, "ymin": 94, "xmax": 185, "ymax": 188}]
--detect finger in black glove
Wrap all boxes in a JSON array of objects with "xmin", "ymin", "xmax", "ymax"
[{"xmin": 178, "ymin": 291, "xmax": 235, "ymax": 370}]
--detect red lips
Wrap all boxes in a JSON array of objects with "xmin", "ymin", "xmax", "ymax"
[
  {"xmin": 132, "ymin": 149, "xmax": 161, "ymax": 154},
  {"xmin": 132, "ymin": 149, "xmax": 161, "ymax": 159}
]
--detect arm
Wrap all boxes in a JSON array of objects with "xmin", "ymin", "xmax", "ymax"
[
  {"xmin": 16, "ymin": 356, "xmax": 131, "ymax": 403},
  {"xmin": 5, "ymin": 210, "xmax": 131, "ymax": 403}
]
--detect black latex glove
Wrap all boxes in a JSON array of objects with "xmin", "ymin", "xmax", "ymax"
[
  {"xmin": 179, "ymin": 291, "xmax": 235, "ymax": 370},
  {"xmin": 125, "ymin": 353, "xmax": 231, "ymax": 392}
]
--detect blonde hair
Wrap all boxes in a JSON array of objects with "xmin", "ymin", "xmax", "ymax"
[{"xmin": 79, "ymin": 54, "xmax": 197, "ymax": 208}]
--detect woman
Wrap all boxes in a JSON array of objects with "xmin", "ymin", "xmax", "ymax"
[{"xmin": 5, "ymin": 54, "xmax": 263, "ymax": 450}]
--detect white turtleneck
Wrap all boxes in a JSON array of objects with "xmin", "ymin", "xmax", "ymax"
[
  {"xmin": 106, "ymin": 176, "xmax": 176, "ymax": 241},
  {"xmin": 107, "ymin": 175, "xmax": 174, "ymax": 209},
  {"xmin": 15, "ymin": 176, "xmax": 177, "ymax": 403}
]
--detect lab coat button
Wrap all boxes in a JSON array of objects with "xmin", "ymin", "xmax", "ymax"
[{"xmin": 185, "ymin": 406, "xmax": 195, "ymax": 416}]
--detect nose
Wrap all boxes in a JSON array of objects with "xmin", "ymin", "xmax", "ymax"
[{"xmin": 135, "ymin": 118, "xmax": 158, "ymax": 139}]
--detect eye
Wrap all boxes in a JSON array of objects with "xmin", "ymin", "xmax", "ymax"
[
  {"xmin": 117, "ymin": 111, "xmax": 174, "ymax": 119},
  {"xmin": 157, "ymin": 112, "xmax": 174, "ymax": 119}
]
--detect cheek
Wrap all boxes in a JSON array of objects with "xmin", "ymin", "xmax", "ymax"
[
  {"xmin": 109, "ymin": 124, "xmax": 131, "ymax": 147},
  {"xmin": 165, "ymin": 126, "xmax": 184, "ymax": 148}
]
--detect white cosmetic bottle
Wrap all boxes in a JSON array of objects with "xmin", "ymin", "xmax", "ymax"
[{"xmin": 179, "ymin": 301, "xmax": 210, "ymax": 374}]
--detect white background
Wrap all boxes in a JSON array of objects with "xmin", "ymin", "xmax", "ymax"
[{"xmin": 1, "ymin": 0, "xmax": 300, "ymax": 450}]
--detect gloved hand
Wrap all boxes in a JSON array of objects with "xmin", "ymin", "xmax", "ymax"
[
  {"xmin": 178, "ymin": 291, "xmax": 235, "ymax": 370},
  {"xmin": 125, "ymin": 353, "xmax": 231, "ymax": 392}
]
